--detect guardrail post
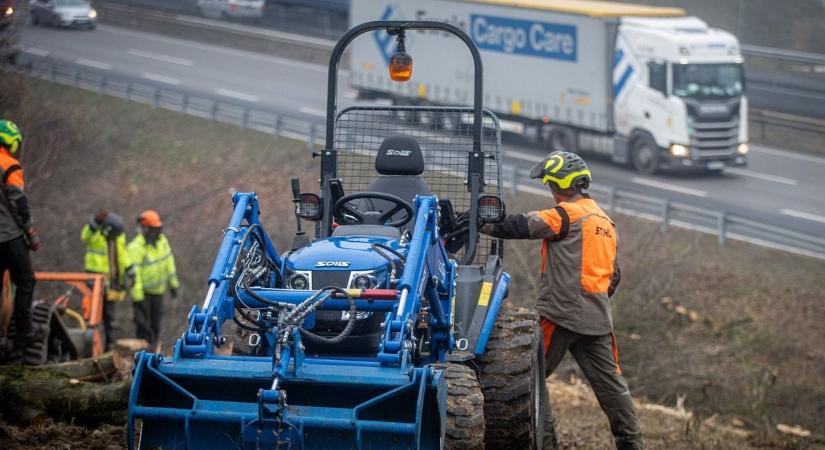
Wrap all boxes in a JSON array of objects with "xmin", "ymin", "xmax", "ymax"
[
  {"xmin": 608, "ymin": 187, "xmax": 617, "ymax": 214},
  {"xmin": 125, "ymin": 81, "xmax": 132, "ymax": 100},
  {"xmin": 241, "ymin": 108, "xmax": 249, "ymax": 129},
  {"xmin": 152, "ymin": 86, "xmax": 160, "ymax": 108},
  {"xmin": 717, "ymin": 212, "xmax": 727, "ymax": 246},
  {"xmin": 48, "ymin": 63, "xmax": 55, "ymax": 82},
  {"xmin": 307, "ymin": 123, "xmax": 316, "ymax": 150},
  {"xmin": 210, "ymin": 101, "xmax": 218, "ymax": 122},
  {"xmin": 509, "ymin": 165, "xmax": 517, "ymax": 196},
  {"xmin": 73, "ymin": 68, "xmax": 80, "ymax": 87},
  {"xmin": 660, "ymin": 201, "xmax": 670, "ymax": 232},
  {"xmin": 181, "ymin": 94, "xmax": 188, "ymax": 114},
  {"xmin": 97, "ymin": 76, "xmax": 105, "ymax": 95},
  {"xmin": 272, "ymin": 114, "xmax": 280, "ymax": 138}
]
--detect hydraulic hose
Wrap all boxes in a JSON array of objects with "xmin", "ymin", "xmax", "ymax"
[
  {"xmin": 296, "ymin": 286, "xmax": 357, "ymax": 345},
  {"xmin": 371, "ymin": 242, "xmax": 405, "ymax": 280}
]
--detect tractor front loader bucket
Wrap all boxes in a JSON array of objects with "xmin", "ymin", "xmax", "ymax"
[{"xmin": 129, "ymin": 352, "xmax": 447, "ymax": 449}]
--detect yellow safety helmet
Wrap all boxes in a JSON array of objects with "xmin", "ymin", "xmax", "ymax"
[
  {"xmin": 529, "ymin": 151, "xmax": 592, "ymax": 192},
  {"xmin": 0, "ymin": 120, "xmax": 22, "ymax": 156}
]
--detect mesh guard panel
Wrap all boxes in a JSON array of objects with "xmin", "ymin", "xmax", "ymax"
[{"xmin": 333, "ymin": 106, "xmax": 503, "ymax": 265}]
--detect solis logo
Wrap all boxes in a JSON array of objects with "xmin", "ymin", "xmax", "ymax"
[
  {"xmin": 386, "ymin": 149, "xmax": 411, "ymax": 156},
  {"xmin": 315, "ymin": 261, "xmax": 350, "ymax": 268}
]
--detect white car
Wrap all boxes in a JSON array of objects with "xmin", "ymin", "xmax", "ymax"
[
  {"xmin": 30, "ymin": 0, "xmax": 97, "ymax": 29},
  {"xmin": 197, "ymin": 0, "xmax": 264, "ymax": 20}
]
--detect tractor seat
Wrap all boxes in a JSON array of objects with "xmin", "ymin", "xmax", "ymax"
[{"xmin": 362, "ymin": 135, "xmax": 432, "ymax": 224}]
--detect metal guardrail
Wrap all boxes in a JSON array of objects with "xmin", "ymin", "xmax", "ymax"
[
  {"xmin": 742, "ymin": 45, "xmax": 825, "ymax": 67},
  {"xmin": 11, "ymin": 57, "xmax": 825, "ymax": 260},
  {"xmin": 502, "ymin": 166, "xmax": 825, "ymax": 261}
]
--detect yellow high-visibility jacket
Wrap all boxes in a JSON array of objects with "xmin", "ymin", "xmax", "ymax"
[
  {"xmin": 128, "ymin": 233, "xmax": 179, "ymax": 301},
  {"xmin": 81, "ymin": 224, "xmax": 129, "ymax": 286}
]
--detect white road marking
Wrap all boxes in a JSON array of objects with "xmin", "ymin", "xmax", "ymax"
[
  {"xmin": 751, "ymin": 146, "xmax": 825, "ymax": 165},
  {"xmin": 299, "ymin": 106, "xmax": 326, "ymax": 117},
  {"xmin": 504, "ymin": 150, "xmax": 542, "ymax": 163},
  {"xmin": 631, "ymin": 177, "xmax": 708, "ymax": 197},
  {"xmin": 23, "ymin": 47, "xmax": 50, "ymax": 57},
  {"xmin": 724, "ymin": 168, "xmax": 798, "ymax": 186},
  {"xmin": 141, "ymin": 72, "xmax": 180, "ymax": 85},
  {"xmin": 75, "ymin": 58, "xmax": 112, "ymax": 70},
  {"xmin": 781, "ymin": 209, "xmax": 825, "ymax": 224},
  {"xmin": 215, "ymin": 88, "xmax": 259, "ymax": 103},
  {"xmin": 99, "ymin": 25, "xmax": 335, "ymax": 74},
  {"xmin": 128, "ymin": 49, "xmax": 194, "ymax": 67}
]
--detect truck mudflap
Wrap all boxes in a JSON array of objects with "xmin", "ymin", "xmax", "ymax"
[
  {"xmin": 128, "ymin": 352, "xmax": 447, "ymax": 450},
  {"xmin": 452, "ymin": 256, "xmax": 511, "ymax": 355}
]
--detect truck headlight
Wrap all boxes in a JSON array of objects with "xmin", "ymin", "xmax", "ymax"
[
  {"xmin": 89, "ymin": 9, "xmax": 97, "ymax": 19},
  {"xmin": 737, "ymin": 143, "xmax": 749, "ymax": 155},
  {"xmin": 669, "ymin": 144, "xmax": 689, "ymax": 158},
  {"xmin": 5, "ymin": 6, "xmax": 13, "ymax": 17}
]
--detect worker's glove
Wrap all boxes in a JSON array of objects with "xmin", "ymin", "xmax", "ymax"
[
  {"xmin": 169, "ymin": 287, "xmax": 178, "ymax": 299},
  {"xmin": 25, "ymin": 227, "xmax": 41, "ymax": 252}
]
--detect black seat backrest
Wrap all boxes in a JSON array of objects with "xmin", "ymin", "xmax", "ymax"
[{"xmin": 363, "ymin": 135, "xmax": 432, "ymax": 223}]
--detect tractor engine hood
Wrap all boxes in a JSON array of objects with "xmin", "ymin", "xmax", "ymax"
[{"xmin": 285, "ymin": 236, "xmax": 402, "ymax": 272}]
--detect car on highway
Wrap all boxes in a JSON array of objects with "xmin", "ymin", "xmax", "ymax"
[
  {"xmin": 30, "ymin": 0, "xmax": 97, "ymax": 29},
  {"xmin": 1, "ymin": 0, "xmax": 14, "ymax": 31},
  {"xmin": 197, "ymin": 0, "xmax": 265, "ymax": 20}
]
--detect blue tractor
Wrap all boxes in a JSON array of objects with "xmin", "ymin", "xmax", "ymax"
[{"xmin": 128, "ymin": 20, "xmax": 547, "ymax": 449}]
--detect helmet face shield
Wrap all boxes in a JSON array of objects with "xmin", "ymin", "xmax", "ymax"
[{"xmin": 529, "ymin": 161, "xmax": 545, "ymax": 179}]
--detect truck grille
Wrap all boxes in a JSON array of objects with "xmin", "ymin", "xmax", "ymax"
[
  {"xmin": 690, "ymin": 117, "xmax": 739, "ymax": 158},
  {"xmin": 311, "ymin": 271, "xmax": 351, "ymax": 289}
]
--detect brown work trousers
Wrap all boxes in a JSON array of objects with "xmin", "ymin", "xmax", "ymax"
[{"xmin": 543, "ymin": 319, "xmax": 643, "ymax": 450}]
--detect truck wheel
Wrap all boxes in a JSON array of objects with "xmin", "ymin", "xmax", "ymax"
[
  {"xmin": 547, "ymin": 127, "xmax": 576, "ymax": 153},
  {"xmin": 631, "ymin": 135, "xmax": 659, "ymax": 174},
  {"xmin": 435, "ymin": 363, "xmax": 485, "ymax": 450},
  {"xmin": 475, "ymin": 304, "xmax": 546, "ymax": 449}
]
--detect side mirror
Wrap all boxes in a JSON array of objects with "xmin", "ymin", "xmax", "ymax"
[
  {"xmin": 478, "ymin": 195, "xmax": 505, "ymax": 223},
  {"xmin": 298, "ymin": 193, "xmax": 322, "ymax": 221}
]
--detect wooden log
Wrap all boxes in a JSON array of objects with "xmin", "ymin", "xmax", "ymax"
[
  {"xmin": 114, "ymin": 338, "xmax": 149, "ymax": 357},
  {"xmin": 0, "ymin": 352, "xmax": 131, "ymax": 425}
]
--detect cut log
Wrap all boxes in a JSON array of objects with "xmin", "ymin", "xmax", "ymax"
[
  {"xmin": 0, "ymin": 352, "xmax": 130, "ymax": 425},
  {"xmin": 114, "ymin": 338, "xmax": 149, "ymax": 357}
]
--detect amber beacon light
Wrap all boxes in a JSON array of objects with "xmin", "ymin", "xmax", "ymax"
[{"xmin": 389, "ymin": 29, "xmax": 412, "ymax": 82}]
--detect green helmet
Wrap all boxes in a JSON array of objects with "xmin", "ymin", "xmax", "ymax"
[
  {"xmin": 529, "ymin": 151, "xmax": 592, "ymax": 192},
  {"xmin": 0, "ymin": 120, "xmax": 22, "ymax": 156}
]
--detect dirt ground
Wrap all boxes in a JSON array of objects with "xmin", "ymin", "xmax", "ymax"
[{"xmin": 1, "ymin": 77, "xmax": 824, "ymax": 448}]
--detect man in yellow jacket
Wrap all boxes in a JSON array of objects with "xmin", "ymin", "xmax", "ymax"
[
  {"xmin": 81, "ymin": 210, "xmax": 129, "ymax": 347},
  {"xmin": 128, "ymin": 210, "xmax": 179, "ymax": 351}
]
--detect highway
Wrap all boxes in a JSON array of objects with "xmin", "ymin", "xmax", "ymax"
[{"xmin": 20, "ymin": 24, "xmax": 825, "ymax": 239}]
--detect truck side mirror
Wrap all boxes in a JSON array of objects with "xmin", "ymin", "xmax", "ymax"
[
  {"xmin": 478, "ymin": 196, "xmax": 505, "ymax": 223},
  {"xmin": 298, "ymin": 193, "xmax": 323, "ymax": 221}
]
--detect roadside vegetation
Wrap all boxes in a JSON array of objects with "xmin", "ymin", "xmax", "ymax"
[{"xmin": 0, "ymin": 76, "xmax": 822, "ymax": 448}]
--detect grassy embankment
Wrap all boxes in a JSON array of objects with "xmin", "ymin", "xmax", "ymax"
[{"xmin": 1, "ymin": 76, "xmax": 823, "ymax": 449}]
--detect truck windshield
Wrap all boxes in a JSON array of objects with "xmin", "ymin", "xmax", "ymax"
[{"xmin": 672, "ymin": 63, "xmax": 743, "ymax": 99}]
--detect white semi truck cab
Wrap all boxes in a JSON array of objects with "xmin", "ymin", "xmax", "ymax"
[
  {"xmin": 614, "ymin": 16, "xmax": 748, "ymax": 173},
  {"xmin": 350, "ymin": 0, "xmax": 749, "ymax": 173}
]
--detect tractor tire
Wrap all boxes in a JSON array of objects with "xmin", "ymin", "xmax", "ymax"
[
  {"xmin": 435, "ymin": 363, "xmax": 485, "ymax": 450},
  {"xmin": 475, "ymin": 304, "xmax": 548, "ymax": 449}
]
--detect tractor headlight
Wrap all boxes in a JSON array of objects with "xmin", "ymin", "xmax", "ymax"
[
  {"xmin": 352, "ymin": 274, "xmax": 375, "ymax": 290},
  {"xmin": 288, "ymin": 273, "xmax": 309, "ymax": 290}
]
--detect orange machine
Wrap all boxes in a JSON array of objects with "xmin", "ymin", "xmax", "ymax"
[{"xmin": 1, "ymin": 271, "xmax": 106, "ymax": 364}]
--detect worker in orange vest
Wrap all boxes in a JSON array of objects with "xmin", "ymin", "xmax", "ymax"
[
  {"xmin": 481, "ymin": 151, "xmax": 642, "ymax": 450},
  {"xmin": 0, "ymin": 119, "xmax": 40, "ymax": 362}
]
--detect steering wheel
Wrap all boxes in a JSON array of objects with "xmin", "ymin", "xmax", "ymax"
[{"xmin": 334, "ymin": 192, "xmax": 413, "ymax": 228}]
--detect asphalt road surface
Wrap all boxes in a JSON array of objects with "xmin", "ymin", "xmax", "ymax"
[{"xmin": 20, "ymin": 24, "xmax": 825, "ymax": 239}]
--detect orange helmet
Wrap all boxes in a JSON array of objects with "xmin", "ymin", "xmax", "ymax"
[{"xmin": 137, "ymin": 210, "xmax": 163, "ymax": 228}]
